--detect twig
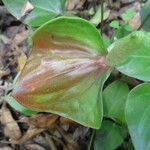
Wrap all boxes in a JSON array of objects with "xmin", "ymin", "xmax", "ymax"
[
  {"xmin": 87, "ymin": 129, "xmax": 96, "ymax": 150},
  {"xmin": 101, "ymin": 0, "xmax": 104, "ymax": 33}
]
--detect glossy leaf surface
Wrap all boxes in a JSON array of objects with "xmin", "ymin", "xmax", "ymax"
[
  {"xmin": 94, "ymin": 120, "xmax": 127, "ymax": 150},
  {"xmin": 11, "ymin": 17, "xmax": 109, "ymax": 129},
  {"xmin": 107, "ymin": 31, "xmax": 150, "ymax": 81},
  {"xmin": 103, "ymin": 80, "xmax": 129, "ymax": 123},
  {"xmin": 126, "ymin": 83, "xmax": 150, "ymax": 150}
]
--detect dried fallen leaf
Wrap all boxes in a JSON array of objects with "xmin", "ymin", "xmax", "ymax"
[
  {"xmin": 60, "ymin": 117, "xmax": 78, "ymax": 126},
  {"xmin": 45, "ymin": 133, "xmax": 57, "ymax": 150},
  {"xmin": 1, "ymin": 103, "xmax": 22, "ymax": 140},
  {"xmin": 20, "ymin": 114, "xmax": 59, "ymax": 128},
  {"xmin": 0, "ymin": 70, "xmax": 10, "ymax": 78},
  {"xmin": 21, "ymin": 1, "xmax": 34, "ymax": 17},
  {"xmin": 16, "ymin": 49, "xmax": 27, "ymax": 72},
  {"xmin": 73, "ymin": 127, "xmax": 89, "ymax": 141},
  {"xmin": 128, "ymin": 12, "xmax": 141, "ymax": 30},
  {"xmin": 90, "ymin": 3, "xmax": 110, "ymax": 25},
  {"xmin": 25, "ymin": 144, "xmax": 46, "ymax": 150},
  {"xmin": 66, "ymin": 0, "xmax": 75, "ymax": 10},
  {"xmin": 12, "ymin": 127, "xmax": 45, "ymax": 145},
  {"xmin": 0, "ymin": 147, "xmax": 15, "ymax": 150},
  {"xmin": 13, "ymin": 30, "xmax": 28, "ymax": 45},
  {"xmin": 66, "ymin": 0, "xmax": 85, "ymax": 10},
  {"xmin": 55, "ymin": 125, "xmax": 79, "ymax": 149},
  {"xmin": 56, "ymin": 125, "xmax": 75, "ymax": 144}
]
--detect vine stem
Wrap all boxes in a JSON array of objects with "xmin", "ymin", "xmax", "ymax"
[
  {"xmin": 101, "ymin": 0, "xmax": 104, "ymax": 33},
  {"xmin": 138, "ymin": 11, "xmax": 150, "ymax": 30},
  {"xmin": 87, "ymin": 129, "xmax": 96, "ymax": 150}
]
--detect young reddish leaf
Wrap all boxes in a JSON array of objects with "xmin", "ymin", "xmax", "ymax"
[{"xmin": 11, "ymin": 17, "xmax": 109, "ymax": 129}]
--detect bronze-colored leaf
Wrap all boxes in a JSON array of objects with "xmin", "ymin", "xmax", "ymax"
[{"xmin": 11, "ymin": 17, "xmax": 110, "ymax": 129}]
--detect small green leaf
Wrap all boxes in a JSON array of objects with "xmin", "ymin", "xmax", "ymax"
[
  {"xmin": 140, "ymin": 0, "xmax": 150, "ymax": 31},
  {"xmin": 121, "ymin": 10, "xmax": 135, "ymax": 21},
  {"xmin": 126, "ymin": 83, "xmax": 150, "ymax": 150},
  {"xmin": 111, "ymin": 26, "xmax": 130, "ymax": 41},
  {"xmin": 109, "ymin": 20, "xmax": 120, "ymax": 29},
  {"xmin": 94, "ymin": 120, "xmax": 127, "ymax": 150},
  {"xmin": 123, "ymin": 24, "xmax": 133, "ymax": 31},
  {"xmin": 103, "ymin": 80, "xmax": 129, "ymax": 123}
]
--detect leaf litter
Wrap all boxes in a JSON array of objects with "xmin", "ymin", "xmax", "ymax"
[{"xmin": 0, "ymin": 0, "xmax": 143, "ymax": 149}]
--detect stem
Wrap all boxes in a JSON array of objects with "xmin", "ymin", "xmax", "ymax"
[
  {"xmin": 101, "ymin": 0, "xmax": 104, "ymax": 33},
  {"xmin": 138, "ymin": 11, "xmax": 150, "ymax": 30},
  {"xmin": 87, "ymin": 129, "xmax": 96, "ymax": 150}
]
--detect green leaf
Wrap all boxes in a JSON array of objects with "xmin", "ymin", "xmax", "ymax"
[
  {"xmin": 106, "ymin": 31, "xmax": 150, "ymax": 81},
  {"xmin": 94, "ymin": 120, "xmax": 127, "ymax": 150},
  {"xmin": 109, "ymin": 20, "xmax": 120, "ymax": 29},
  {"xmin": 103, "ymin": 80, "xmax": 129, "ymax": 123},
  {"xmin": 11, "ymin": 17, "xmax": 109, "ymax": 129},
  {"xmin": 111, "ymin": 26, "xmax": 130, "ymax": 41},
  {"xmin": 24, "ymin": 0, "xmax": 66, "ymax": 26},
  {"xmin": 106, "ymin": 31, "xmax": 146, "ymax": 66},
  {"xmin": 126, "ymin": 83, "xmax": 150, "ymax": 150},
  {"xmin": 4, "ymin": 95, "xmax": 38, "ymax": 116},
  {"xmin": 140, "ymin": 0, "xmax": 150, "ymax": 31},
  {"xmin": 128, "ymin": 139, "xmax": 135, "ymax": 150},
  {"xmin": 116, "ymin": 32, "xmax": 150, "ymax": 81},
  {"xmin": 123, "ymin": 24, "xmax": 133, "ymax": 31},
  {"xmin": 2, "ymin": 0, "xmax": 66, "ymax": 26},
  {"xmin": 2, "ymin": 0, "xmax": 28, "ymax": 19},
  {"xmin": 121, "ymin": 10, "xmax": 135, "ymax": 21}
]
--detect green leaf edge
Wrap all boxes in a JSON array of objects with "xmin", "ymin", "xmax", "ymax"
[
  {"xmin": 125, "ymin": 82, "xmax": 150, "ymax": 150},
  {"xmin": 4, "ymin": 95, "xmax": 38, "ymax": 116}
]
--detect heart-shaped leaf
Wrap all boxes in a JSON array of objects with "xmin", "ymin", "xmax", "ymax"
[
  {"xmin": 94, "ymin": 120, "xmax": 127, "ymax": 150},
  {"xmin": 106, "ymin": 31, "xmax": 150, "ymax": 81},
  {"xmin": 126, "ymin": 83, "xmax": 150, "ymax": 150},
  {"xmin": 103, "ymin": 80, "xmax": 129, "ymax": 123},
  {"xmin": 10, "ymin": 17, "xmax": 109, "ymax": 129}
]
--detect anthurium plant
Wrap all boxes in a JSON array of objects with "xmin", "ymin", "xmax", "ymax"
[{"xmin": 3, "ymin": 0, "xmax": 150, "ymax": 149}]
